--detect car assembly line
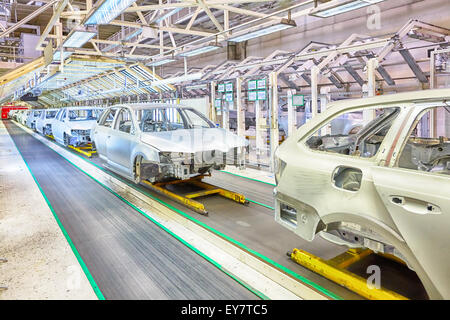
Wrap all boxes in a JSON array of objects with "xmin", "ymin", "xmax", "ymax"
[{"xmin": 0, "ymin": 0, "xmax": 449, "ymax": 306}]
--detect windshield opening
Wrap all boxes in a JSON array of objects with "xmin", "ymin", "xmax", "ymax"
[
  {"xmin": 68, "ymin": 109, "xmax": 101, "ymax": 121},
  {"xmin": 137, "ymin": 107, "xmax": 214, "ymax": 133},
  {"xmin": 46, "ymin": 111, "xmax": 57, "ymax": 119},
  {"xmin": 306, "ymin": 107, "xmax": 400, "ymax": 158}
]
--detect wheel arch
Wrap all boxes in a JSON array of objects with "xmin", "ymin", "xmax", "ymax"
[{"xmin": 321, "ymin": 212, "xmax": 442, "ymax": 299}]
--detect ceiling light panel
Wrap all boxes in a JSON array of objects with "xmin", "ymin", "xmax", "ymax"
[
  {"xmin": 63, "ymin": 31, "xmax": 97, "ymax": 48},
  {"xmin": 178, "ymin": 45, "xmax": 222, "ymax": 57},
  {"xmin": 310, "ymin": 0, "xmax": 385, "ymax": 18},
  {"xmin": 85, "ymin": 0, "xmax": 138, "ymax": 25},
  {"xmin": 228, "ymin": 19, "xmax": 297, "ymax": 43}
]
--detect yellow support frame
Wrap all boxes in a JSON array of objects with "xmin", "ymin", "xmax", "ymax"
[
  {"xmin": 289, "ymin": 248, "xmax": 409, "ymax": 300},
  {"xmin": 44, "ymin": 132, "xmax": 97, "ymax": 157},
  {"xmin": 142, "ymin": 175, "xmax": 248, "ymax": 215},
  {"xmin": 68, "ymin": 144, "xmax": 97, "ymax": 158}
]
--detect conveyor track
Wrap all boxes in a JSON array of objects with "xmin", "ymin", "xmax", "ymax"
[
  {"xmin": 9, "ymin": 120, "xmax": 428, "ymax": 300},
  {"xmin": 4, "ymin": 121, "xmax": 258, "ymax": 300}
]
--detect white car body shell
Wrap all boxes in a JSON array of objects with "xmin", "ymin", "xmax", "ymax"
[
  {"xmin": 51, "ymin": 106, "xmax": 103, "ymax": 146},
  {"xmin": 36, "ymin": 109, "xmax": 58, "ymax": 135},
  {"xmin": 274, "ymin": 88, "xmax": 450, "ymax": 300}
]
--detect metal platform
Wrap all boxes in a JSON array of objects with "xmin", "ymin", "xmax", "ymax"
[
  {"xmin": 288, "ymin": 248, "xmax": 409, "ymax": 300},
  {"xmin": 142, "ymin": 174, "xmax": 248, "ymax": 215},
  {"xmin": 68, "ymin": 143, "xmax": 97, "ymax": 158},
  {"xmin": 5, "ymin": 120, "xmax": 257, "ymax": 300},
  {"xmin": 45, "ymin": 134, "xmax": 96, "ymax": 158}
]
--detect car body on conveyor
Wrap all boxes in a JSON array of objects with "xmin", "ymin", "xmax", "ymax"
[
  {"xmin": 273, "ymin": 88, "xmax": 450, "ymax": 300},
  {"xmin": 18, "ymin": 110, "xmax": 29, "ymax": 125},
  {"xmin": 36, "ymin": 108, "xmax": 58, "ymax": 136},
  {"xmin": 92, "ymin": 103, "xmax": 248, "ymax": 184},
  {"xmin": 51, "ymin": 106, "xmax": 103, "ymax": 147},
  {"xmin": 16, "ymin": 110, "xmax": 28, "ymax": 124},
  {"xmin": 25, "ymin": 109, "xmax": 42, "ymax": 130}
]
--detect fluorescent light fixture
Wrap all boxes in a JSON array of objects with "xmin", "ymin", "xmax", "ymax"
[
  {"xmin": 150, "ymin": 73, "xmax": 203, "ymax": 86},
  {"xmin": 310, "ymin": 0, "xmax": 385, "ymax": 18},
  {"xmin": 228, "ymin": 19, "xmax": 297, "ymax": 43},
  {"xmin": 147, "ymin": 58, "xmax": 176, "ymax": 67},
  {"xmin": 53, "ymin": 51, "xmax": 73, "ymax": 62},
  {"xmin": 178, "ymin": 44, "xmax": 222, "ymax": 57},
  {"xmin": 85, "ymin": 0, "xmax": 138, "ymax": 25},
  {"xmin": 63, "ymin": 30, "xmax": 97, "ymax": 48}
]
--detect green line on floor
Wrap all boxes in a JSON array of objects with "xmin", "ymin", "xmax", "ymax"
[
  {"xmin": 6, "ymin": 126, "xmax": 105, "ymax": 300},
  {"xmin": 220, "ymin": 170, "xmax": 276, "ymax": 187},
  {"xmin": 22, "ymin": 121, "xmax": 342, "ymax": 300},
  {"xmin": 17, "ymin": 124, "xmax": 267, "ymax": 300}
]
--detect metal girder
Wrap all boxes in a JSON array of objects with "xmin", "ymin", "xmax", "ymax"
[
  {"xmin": 399, "ymin": 48, "xmax": 428, "ymax": 83},
  {"xmin": 301, "ymin": 74, "xmax": 311, "ymax": 85},
  {"xmin": 0, "ymin": 0, "xmax": 57, "ymax": 38},
  {"xmin": 197, "ymin": 0, "xmax": 224, "ymax": 32},
  {"xmin": 376, "ymin": 64, "xmax": 395, "ymax": 86},
  {"xmin": 343, "ymin": 63, "xmax": 365, "ymax": 87},
  {"xmin": 36, "ymin": 0, "xmax": 70, "ymax": 49}
]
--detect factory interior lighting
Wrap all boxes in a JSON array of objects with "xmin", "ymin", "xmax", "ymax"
[
  {"xmin": 147, "ymin": 58, "xmax": 177, "ymax": 67},
  {"xmin": 228, "ymin": 19, "xmax": 297, "ymax": 43},
  {"xmin": 310, "ymin": 0, "xmax": 385, "ymax": 18},
  {"xmin": 85, "ymin": 0, "xmax": 138, "ymax": 25},
  {"xmin": 178, "ymin": 44, "xmax": 222, "ymax": 57},
  {"xmin": 63, "ymin": 30, "xmax": 97, "ymax": 48},
  {"xmin": 52, "ymin": 51, "xmax": 73, "ymax": 62}
]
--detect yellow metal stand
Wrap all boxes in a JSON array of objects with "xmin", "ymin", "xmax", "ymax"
[
  {"xmin": 142, "ymin": 174, "xmax": 248, "ymax": 215},
  {"xmin": 68, "ymin": 143, "xmax": 97, "ymax": 158},
  {"xmin": 289, "ymin": 248, "xmax": 409, "ymax": 300},
  {"xmin": 45, "ymin": 134, "xmax": 96, "ymax": 157}
]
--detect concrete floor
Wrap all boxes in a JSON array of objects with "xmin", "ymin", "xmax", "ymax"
[
  {"xmin": 3, "ymin": 120, "xmax": 259, "ymax": 300},
  {"xmin": 1, "ymin": 119, "xmax": 428, "ymax": 300},
  {"xmin": 0, "ymin": 120, "xmax": 96, "ymax": 300}
]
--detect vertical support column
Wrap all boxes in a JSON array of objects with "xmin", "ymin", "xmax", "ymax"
[
  {"xmin": 311, "ymin": 66, "xmax": 319, "ymax": 118},
  {"xmin": 287, "ymin": 89, "xmax": 296, "ymax": 136},
  {"xmin": 223, "ymin": 98, "xmax": 229, "ymax": 131},
  {"xmin": 320, "ymin": 87, "xmax": 331, "ymax": 136},
  {"xmin": 210, "ymin": 81, "xmax": 217, "ymax": 123},
  {"xmin": 429, "ymin": 50, "xmax": 437, "ymax": 137},
  {"xmin": 255, "ymin": 99, "xmax": 263, "ymax": 160},
  {"xmin": 364, "ymin": 58, "xmax": 378, "ymax": 122},
  {"xmin": 269, "ymin": 72, "xmax": 279, "ymax": 171},
  {"xmin": 56, "ymin": 22, "xmax": 64, "ymax": 73},
  {"xmin": 236, "ymin": 77, "xmax": 245, "ymax": 138}
]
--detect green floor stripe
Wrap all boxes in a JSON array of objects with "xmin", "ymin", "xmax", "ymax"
[
  {"xmin": 30, "ymin": 123, "xmax": 342, "ymax": 300},
  {"xmin": 247, "ymin": 199, "xmax": 275, "ymax": 210},
  {"xmin": 6, "ymin": 127, "xmax": 105, "ymax": 300},
  {"xmin": 220, "ymin": 170, "xmax": 276, "ymax": 186},
  {"xmin": 19, "ymin": 124, "xmax": 266, "ymax": 300}
]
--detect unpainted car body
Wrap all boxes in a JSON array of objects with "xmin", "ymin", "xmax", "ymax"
[
  {"xmin": 51, "ymin": 106, "xmax": 103, "ymax": 147},
  {"xmin": 16, "ymin": 109, "xmax": 30, "ymax": 126},
  {"xmin": 92, "ymin": 103, "xmax": 248, "ymax": 184},
  {"xmin": 274, "ymin": 89, "xmax": 450, "ymax": 299},
  {"xmin": 36, "ymin": 108, "xmax": 58, "ymax": 136},
  {"xmin": 25, "ymin": 109, "xmax": 43, "ymax": 130}
]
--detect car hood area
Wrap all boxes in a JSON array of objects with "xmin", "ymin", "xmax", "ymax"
[
  {"xmin": 65, "ymin": 120, "xmax": 98, "ymax": 131},
  {"xmin": 140, "ymin": 128, "xmax": 248, "ymax": 153}
]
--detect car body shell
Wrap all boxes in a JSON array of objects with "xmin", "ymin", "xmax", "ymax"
[
  {"xmin": 25, "ymin": 109, "xmax": 41, "ymax": 129},
  {"xmin": 92, "ymin": 103, "xmax": 248, "ymax": 183},
  {"xmin": 274, "ymin": 88, "xmax": 450, "ymax": 299},
  {"xmin": 51, "ymin": 106, "xmax": 103, "ymax": 146},
  {"xmin": 36, "ymin": 108, "xmax": 58, "ymax": 136}
]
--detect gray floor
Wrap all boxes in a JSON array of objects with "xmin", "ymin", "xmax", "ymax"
[
  {"xmin": 15, "ymin": 120, "xmax": 427, "ymax": 300},
  {"xmin": 5, "ymin": 120, "xmax": 258, "ymax": 300}
]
